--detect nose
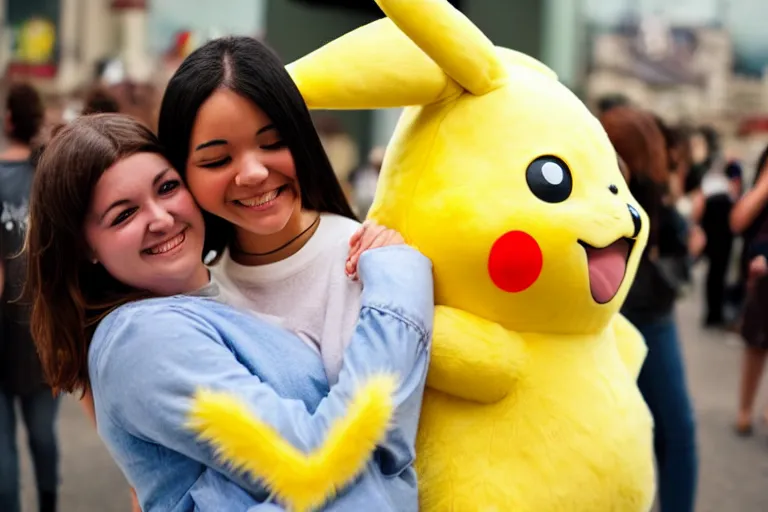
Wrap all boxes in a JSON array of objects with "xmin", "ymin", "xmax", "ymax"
[
  {"xmin": 628, "ymin": 204, "xmax": 641, "ymax": 238},
  {"xmin": 235, "ymin": 153, "xmax": 269, "ymax": 187},
  {"xmin": 147, "ymin": 203, "xmax": 174, "ymax": 233}
]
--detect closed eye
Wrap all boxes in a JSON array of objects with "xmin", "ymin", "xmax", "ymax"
[
  {"xmin": 261, "ymin": 141, "xmax": 287, "ymax": 151},
  {"xmin": 198, "ymin": 157, "xmax": 231, "ymax": 169}
]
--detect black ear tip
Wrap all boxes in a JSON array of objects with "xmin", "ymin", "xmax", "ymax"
[{"xmin": 628, "ymin": 204, "xmax": 641, "ymax": 238}]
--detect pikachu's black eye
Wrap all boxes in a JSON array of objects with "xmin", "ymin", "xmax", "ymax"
[{"xmin": 526, "ymin": 156, "xmax": 572, "ymax": 204}]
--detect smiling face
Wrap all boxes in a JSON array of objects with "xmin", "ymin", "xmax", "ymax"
[
  {"xmin": 186, "ymin": 88, "xmax": 303, "ymax": 246},
  {"xmin": 83, "ymin": 152, "xmax": 208, "ymax": 296},
  {"xmin": 371, "ymin": 65, "xmax": 649, "ymax": 335}
]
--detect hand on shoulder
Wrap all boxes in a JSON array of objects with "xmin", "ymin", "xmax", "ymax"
[{"xmin": 345, "ymin": 221, "xmax": 405, "ymax": 280}]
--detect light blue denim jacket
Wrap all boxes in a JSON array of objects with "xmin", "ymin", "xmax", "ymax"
[{"xmin": 88, "ymin": 246, "xmax": 433, "ymax": 512}]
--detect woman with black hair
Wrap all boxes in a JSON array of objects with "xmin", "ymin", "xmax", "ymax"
[{"xmin": 157, "ymin": 37, "xmax": 372, "ymax": 388}]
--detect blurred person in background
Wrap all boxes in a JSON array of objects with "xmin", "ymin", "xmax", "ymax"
[
  {"xmin": 723, "ymin": 160, "xmax": 747, "ymax": 325},
  {"xmin": 596, "ymin": 93, "xmax": 630, "ymax": 114},
  {"xmin": 654, "ymin": 119, "xmax": 706, "ymax": 281},
  {"xmin": 81, "ymin": 86, "xmax": 120, "ymax": 116},
  {"xmin": 696, "ymin": 136, "xmax": 737, "ymax": 328},
  {"xmin": 686, "ymin": 126, "xmax": 719, "ymax": 194},
  {"xmin": 600, "ymin": 106, "xmax": 698, "ymax": 512},
  {"xmin": 654, "ymin": 116, "xmax": 706, "ymax": 256},
  {"xmin": 725, "ymin": 160, "xmax": 744, "ymax": 199},
  {"xmin": 0, "ymin": 83, "xmax": 59, "ymax": 512},
  {"xmin": 730, "ymin": 144, "xmax": 768, "ymax": 436},
  {"xmin": 348, "ymin": 146, "xmax": 384, "ymax": 218},
  {"xmin": 315, "ymin": 115, "xmax": 359, "ymax": 205}
]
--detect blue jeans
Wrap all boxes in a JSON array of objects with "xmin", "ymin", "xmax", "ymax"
[
  {"xmin": 635, "ymin": 316, "xmax": 698, "ymax": 512},
  {"xmin": 0, "ymin": 387, "xmax": 60, "ymax": 512}
]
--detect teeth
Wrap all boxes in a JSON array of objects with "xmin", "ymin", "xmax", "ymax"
[
  {"xmin": 148, "ymin": 231, "xmax": 185, "ymax": 255},
  {"xmin": 238, "ymin": 189, "xmax": 279, "ymax": 207}
]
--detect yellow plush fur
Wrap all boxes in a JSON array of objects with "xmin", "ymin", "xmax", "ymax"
[
  {"xmin": 287, "ymin": 0, "xmax": 656, "ymax": 510},
  {"xmin": 187, "ymin": 374, "xmax": 396, "ymax": 512}
]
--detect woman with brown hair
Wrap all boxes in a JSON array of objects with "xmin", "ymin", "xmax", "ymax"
[
  {"xmin": 26, "ymin": 114, "xmax": 434, "ymax": 511},
  {"xmin": 599, "ymin": 106, "xmax": 698, "ymax": 512}
]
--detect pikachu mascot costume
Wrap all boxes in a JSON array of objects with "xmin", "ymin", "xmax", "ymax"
[{"xmin": 188, "ymin": 1, "xmax": 657, "ymax": 511}]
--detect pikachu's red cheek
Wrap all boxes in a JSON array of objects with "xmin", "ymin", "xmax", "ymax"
[{"xmin": 488, "ymin": 231, "xmax": 543, "ymax": 293}]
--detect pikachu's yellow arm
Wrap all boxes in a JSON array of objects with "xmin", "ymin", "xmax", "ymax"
[
  {"xmin": 186, "ymin": 375, "xmax": 396, "ymax": 512},
  {"xmin": 611, "ymin": 314, "xmax": 647, "ymax": 380},
  {"xmin": 428, "ymin": 306, "xmax": 526, "ymax": 404}
]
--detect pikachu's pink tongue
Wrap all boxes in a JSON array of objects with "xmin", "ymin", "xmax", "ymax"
[{"xmin": 584, "ymin": 240, "xmax": 629, "ymax": 304}]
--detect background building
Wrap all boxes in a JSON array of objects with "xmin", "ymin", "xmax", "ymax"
[{"xmin": 0, "ymin": 0, "xmax": 587, "ymax": 160}]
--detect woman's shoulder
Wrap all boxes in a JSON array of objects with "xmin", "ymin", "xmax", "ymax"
[
  {"xmin": 89, "ymin": 296, "xmax": 249, "ymax": 374},
  {"xmin": 93, "ymin": 296, "xmax": 227, "ymax": 343},
  {"xmin": 104, "ymin": 294, "xmax": 218, "ymax": 317},
  {"xmin": 318, "ymin": 213, "xmax": 361, "ymax": 244}
]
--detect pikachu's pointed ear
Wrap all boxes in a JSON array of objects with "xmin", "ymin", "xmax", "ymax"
[
  {"xmin": 375, "ymin": 0, "xmax": 506, "ymax": 95},
  {"xmin": 287, "ymin": 0, "xmax": 510, "ymax": 110},
  {"xmin": 287, "ymin": 18, "xmax": 461, "ymax": 110}
]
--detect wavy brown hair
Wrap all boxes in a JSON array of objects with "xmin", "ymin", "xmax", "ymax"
[
  {"xmin": 599, "ymin": 106, "xmax": 669, "ymax": 185},
  {"xmin": 26, "ymin": 114, "xmax": 161, "ymax": 395},
  {"xmin": 599, "ymin": 106, "xmax": 669, "ymax": 248}
]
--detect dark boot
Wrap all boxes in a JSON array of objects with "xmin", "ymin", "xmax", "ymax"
[{"xmin": 39, "ymin": 491, "xmax": 56, "ymax": 512}]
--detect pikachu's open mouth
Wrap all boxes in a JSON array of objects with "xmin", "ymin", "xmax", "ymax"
[{"xmin": 578, "ymin": 238, "xmax": 635, "ymax": 304}]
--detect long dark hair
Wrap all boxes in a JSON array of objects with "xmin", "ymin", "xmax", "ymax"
[
  {"xmin": 157, "ymin": 36, "xmax": 356, "ymax": 260},
  {"xmin": 27, "ymin": 114, "xmax": 160, "ymax": 394}
]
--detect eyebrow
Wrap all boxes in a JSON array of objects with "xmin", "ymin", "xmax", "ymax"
[
  {"xmin": 99, "ymin": 168, "xmax": 171, "ymax": 222},
  {"xmin": 194, "ymin": 139, "xmax": 227, "ymax": 151},
  {"xmin": 193, "ymin": 124, "xmax": 277, "ymax": 152},
  {"xmin": 257, "ymin": 124, "xmax": 275, "ymax": 135}
]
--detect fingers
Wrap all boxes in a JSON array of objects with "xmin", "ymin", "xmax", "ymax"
[
  {"xmin": 348, "ymin": 220, "xmax": 371, "ymax": 248},
  {"xmin": 346, "ymin": 223, "xmax": 386, "ymax": 278},
  {"xmin": 345, "ymin": 222, "xmax": 406, "ymax": 280},
  {"xmin": 346, "ymin": 221, "xmax": 374, "ymax": 276},
  {"xmin": 377, "ymin": 230, "xmax": 405, "ymax": 247},
  {"xmin": 361, "ymin": 227, "xmax": 396, "ymax": 252}
]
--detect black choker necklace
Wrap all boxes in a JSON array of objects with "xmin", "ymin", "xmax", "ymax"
[{"xmin": 232, "ymin": 215, "xmax": 321, "ymax": 257}]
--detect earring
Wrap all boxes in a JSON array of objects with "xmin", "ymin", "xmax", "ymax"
[{"xmin": 92, "ymin": 258, "xmax": 98, "ymax": 264}]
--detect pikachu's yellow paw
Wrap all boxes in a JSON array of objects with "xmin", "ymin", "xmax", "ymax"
[{"xmin": 187, "ymin": 374, "xmax": 397, "ymax": 512}]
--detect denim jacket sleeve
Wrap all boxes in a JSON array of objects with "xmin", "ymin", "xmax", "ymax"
[{"xmin": 90, "ymin": 244, "xmax": 433, "ymax": 497}]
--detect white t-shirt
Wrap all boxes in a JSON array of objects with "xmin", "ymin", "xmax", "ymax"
[{"xmin": 209, "ymin": 213, "xmax": 363, "ymax": 384}]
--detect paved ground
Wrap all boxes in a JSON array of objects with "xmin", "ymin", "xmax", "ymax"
[{"xmin": 16, "ymin": 281, "xmax": 768, "ymax": 511}]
